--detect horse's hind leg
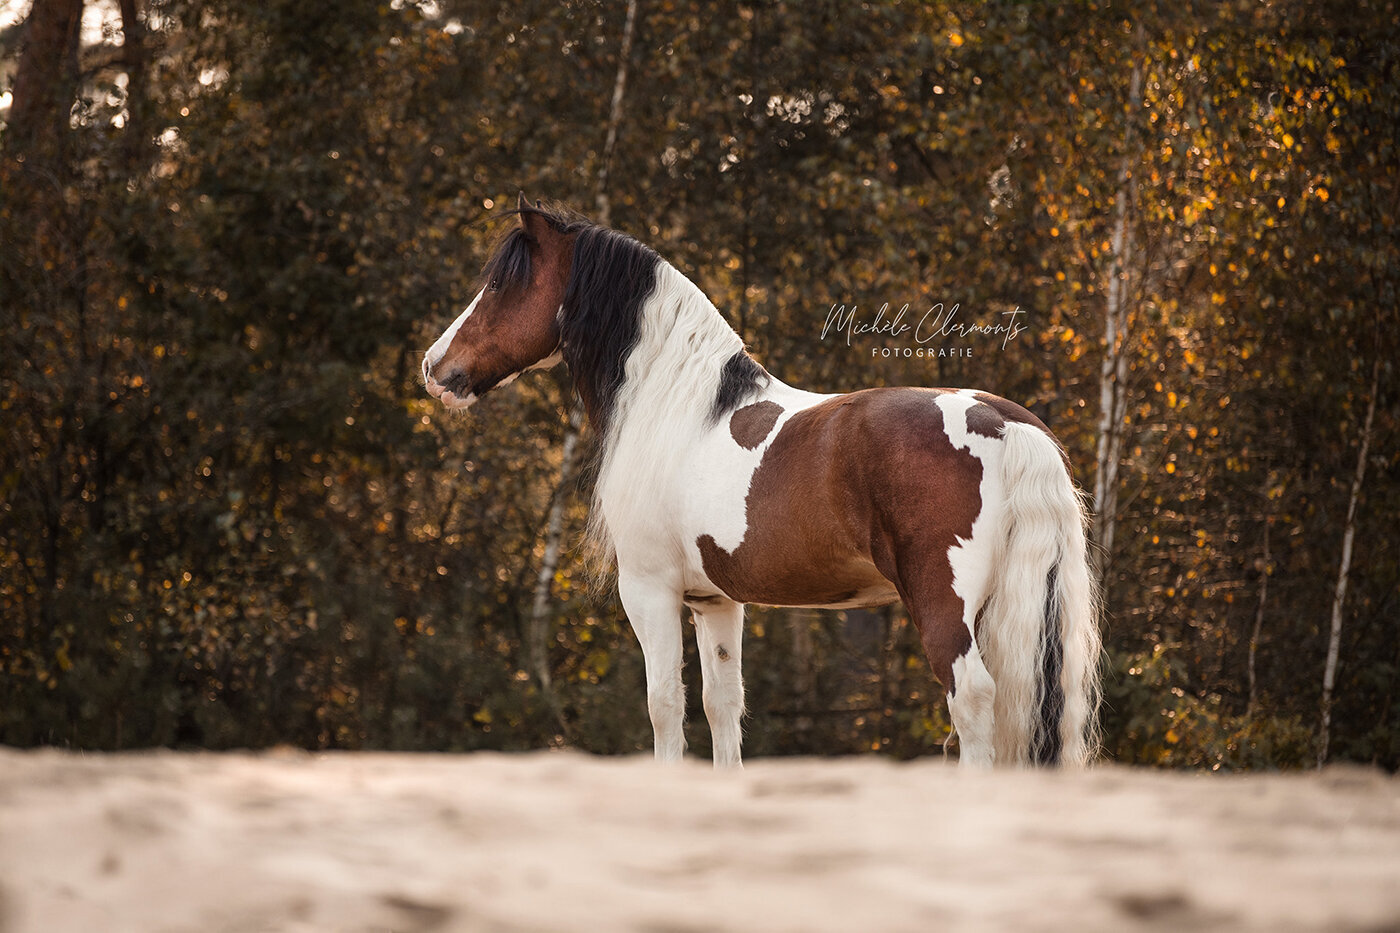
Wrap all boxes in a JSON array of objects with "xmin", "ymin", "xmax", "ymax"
[
  {"xmin": 618, "ymin": 574, "xmax": 687, "ymax": 762},
  {"xmin": 946, "ymin": 641, "xmax": 997, "ymax": 768},
  {"xmin": 909, "ymin": 602, "xmax": 995, "ymax": 768},
  {"xmin": 888, "ymin": 540, "xmax": 998, "ymax": 768},
  {"xmin": 692, "ymin": 599, "xmax": 746, "ymax": 768}
]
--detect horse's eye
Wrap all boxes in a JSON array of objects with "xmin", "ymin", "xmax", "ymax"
[{"xmin": 487, "ymin": 279, "xmax": 500, "ymax": 293}]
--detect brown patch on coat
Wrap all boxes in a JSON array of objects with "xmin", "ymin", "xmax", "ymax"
[
  {"xmin": 965, "ymin": 402, "xmax": 1006, "ymax": 439},
  {"xmin": 696, "ymin": 387, "xmax": 984, "ymax": 690},
  {"xmin": 971, "ymin": 391, "xmax": 1051, "ymax": 433},
  {"xmin": 729, "ymin": 400, "xmax": 784, "ymax": 449}
]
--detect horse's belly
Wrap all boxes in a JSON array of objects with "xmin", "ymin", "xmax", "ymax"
[
  {"xmin": 758, "ymin": 561, "xmax": 901, "ymax": 610},
  {"xmin": 690, "ymin": 537, "xmax": 899, "ymax": 609}
]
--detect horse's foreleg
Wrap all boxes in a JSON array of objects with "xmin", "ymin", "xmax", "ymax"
[
  {"xmin": 693, "ymin": 599, "xmax": 746, "ymax": 769},
  {"xmin": 618, "ymin": 574, "xmax": 687, "ymax": 762}
]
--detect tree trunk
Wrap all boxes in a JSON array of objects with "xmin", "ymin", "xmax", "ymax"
[
  {"xmin": 526, "ymin": 0, "xmax": 640, "ymax": 727},
  {"xmin": 1246, "ymin": 518, "xmax": 1271, "ymax": 717},
  {"xmin": 5, "ymin": 0, "xmax": 85, "ymax": 158},
  {"xmin": 1091, "ymin": 61, "xmax": 1143, "ymax": 584},
  {"xmin": 1317, "ymin": 355, "xmax": 1381, "ymax": 767},
  {"xmin": 117, "ymin": 0, "xmax": 149, "ymax": 164},
  {"xmin": 526, "ymin": 403, "xmax": 584, "ymax": 713},
  {"xmin": 590, "ymin": 0, "xmax": 639, "ymax": 230}
]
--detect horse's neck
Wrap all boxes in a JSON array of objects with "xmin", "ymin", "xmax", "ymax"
[
  {"xmin": 593, "ymin": 261, "xmax": 746, "ymax": 546},
  {"xmin": 613, "ymin": 261, "xmax": 746, "ymax": 435}
]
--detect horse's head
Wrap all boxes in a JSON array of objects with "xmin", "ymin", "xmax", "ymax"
[{"xmin": 423, "ymin": 196, "xmax": 575, "ymax": 410}]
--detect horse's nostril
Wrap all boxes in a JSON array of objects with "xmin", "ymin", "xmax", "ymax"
[{"xmin": 442, "ymin": 371, "xmax": 472, "ymax": 398}]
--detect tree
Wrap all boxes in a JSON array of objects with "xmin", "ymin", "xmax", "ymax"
[
  {"xmin": 4, "ymin": 0, "xmax": 84, "ymax": 157},
  {"xmin": 527, "ymin": 0, "xmax": 641, "ymax": 736}
]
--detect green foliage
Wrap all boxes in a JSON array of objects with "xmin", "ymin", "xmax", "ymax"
[
  {"xmin": 1103, "ymin": 645, "xmax": 1315, "ymax": 771},
  {"xmin": 1, "ymin": 0, "xmax": 1396, "ymax": 767}
]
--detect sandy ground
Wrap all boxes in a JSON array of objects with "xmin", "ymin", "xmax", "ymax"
[{"xmin": 0, "ymin": 749, "xmax": 1397, "ymax": 933}]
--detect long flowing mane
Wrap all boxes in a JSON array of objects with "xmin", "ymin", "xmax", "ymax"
[{"xmin": 558, "ymin": 223, "xmax": 661, "ymax": 435}]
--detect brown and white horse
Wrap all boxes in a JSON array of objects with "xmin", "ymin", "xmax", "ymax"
[{"xmin": 424, "ymin": 197, "xmax": 1101, "ymax": 768}]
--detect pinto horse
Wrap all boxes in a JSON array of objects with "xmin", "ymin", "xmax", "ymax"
[{"xmin": 424, "ymin": 197, "xmax": 1100, "ymax": 768}]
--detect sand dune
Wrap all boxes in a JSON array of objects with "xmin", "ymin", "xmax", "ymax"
[{"xmin": 1, "ymin": 749, "xmax": 1397, "ymax": 932}]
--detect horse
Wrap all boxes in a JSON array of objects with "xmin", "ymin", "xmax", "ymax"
[{"xmin": 423, "ymin": 196, "xmax": 1101, "ymax": 768}]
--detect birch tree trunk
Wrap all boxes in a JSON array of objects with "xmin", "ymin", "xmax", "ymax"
[
  {"xmin": 1091, "ymin": 62, "xmax": 1143, "ymax": 584},
  {"xmin": 525, "ymin": 0, "xmax": 640, "ymax": 728},
  {"xmin": 1317, "ymin": 354, "xmax": 1381, "ymax": 767},
  {"xmin": 591, "ymin": 0, "xmax": 639, "ymax": 231},
  {"xmin": 526, "ymin": 403, "xmax": 584, "ymax": 707}
]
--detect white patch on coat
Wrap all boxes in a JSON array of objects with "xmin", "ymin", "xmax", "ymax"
[
  {"xmin": 937, "ymin": 390, "xmax": 1006, "ymax": 637},
  {"xmin": 593, "ymin": 261, "xmax": 745, "ymax": 578}
]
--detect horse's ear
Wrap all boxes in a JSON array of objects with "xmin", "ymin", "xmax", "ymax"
[
  {"xmin": 519, "ymin": 202, "xmax": 556, "ymax": 244},
  {"xmin": 517, "ymin": 191, "xmax": 530, "ymax": 214}
]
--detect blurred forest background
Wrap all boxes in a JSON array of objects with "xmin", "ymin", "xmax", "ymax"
[{"xmin": 1, "ymin": 0, "xmax": 1396, "ymax": 769}]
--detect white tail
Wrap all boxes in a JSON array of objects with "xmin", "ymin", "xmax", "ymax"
[{"xmin": 978, "ymin": 422, "xmax": 1102, "ymax": 767}]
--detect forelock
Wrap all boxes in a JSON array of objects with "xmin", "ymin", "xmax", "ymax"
[{"xmin": 479, "ymin": 227, "xmax": 534, "ymax": 296}]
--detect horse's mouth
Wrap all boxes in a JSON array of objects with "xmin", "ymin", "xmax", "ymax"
[
  {"xmin": 425, "ymin": 373, "xmax": 478, "ymax": 410},
  {"xmin": 433, "ymin": 384, "xmax": 478, "ymax": 410}
]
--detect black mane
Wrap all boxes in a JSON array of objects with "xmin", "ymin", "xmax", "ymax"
[
  {"xmin": 712, "ymin": 352, "xmax": 768, "ymax": 421},
  {"xmin": 478, "ymin": 205, "xmax": 657, "ymax": 432},
  {"xmin": 560, "ymin": 225, "xmax": 658, "ymax": 433}
]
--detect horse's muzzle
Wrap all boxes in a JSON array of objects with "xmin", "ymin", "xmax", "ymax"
[{"xmin": 424, "ymin": 369, "xmax": 478, "ymax": 410}]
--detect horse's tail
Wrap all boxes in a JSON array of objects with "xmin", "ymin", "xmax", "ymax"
[{"xmin": 979, "ymin": 422, "xmax": 1101, "ymax": 767}]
